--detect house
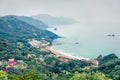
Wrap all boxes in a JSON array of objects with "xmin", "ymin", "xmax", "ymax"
[{"xmin": 8, "ymin": 59, "xmax": 14, "ymax": 66}]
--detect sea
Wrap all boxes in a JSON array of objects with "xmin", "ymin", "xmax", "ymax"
[{"xmin": 47, "ymin": 23, "xmax": 120, "ymax": 59}]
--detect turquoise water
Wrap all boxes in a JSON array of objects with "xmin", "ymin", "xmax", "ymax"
[{"xmin": 48, "ymin": 23, "xmax": 120, "ymax": 58}]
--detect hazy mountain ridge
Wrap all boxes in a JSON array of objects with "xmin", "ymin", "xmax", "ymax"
[
  {"xmin": 16, "ymin": 16, "xmax": 49, "ymax": 29},
  {"xmin": 0, "ymin": 15, "xmax": 60, "ymax": 43},
  {"xmin": 32, "ymin": 14, "xmax": 78, "ymax": 26}
]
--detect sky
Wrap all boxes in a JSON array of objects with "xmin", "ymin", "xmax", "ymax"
[
  {"xmin": 0, "ymin": 0, "xmax": 120, "ymax": 28},
  {"xmin": 0, "ymin": 0, "xmax": 120, "ymax": 20}
]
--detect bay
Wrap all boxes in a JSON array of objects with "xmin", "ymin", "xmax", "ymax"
[{"xmin": 47, "ymin": 23, "xmax": 120, "ymax": 58}]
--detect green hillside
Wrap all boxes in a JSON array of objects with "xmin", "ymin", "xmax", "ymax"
[
  {"xmin": 0, "ymin": 16, "xmax": 59, "ymax": 42},
  {"xmin": 0, "ymin": 15, "xmax": 119, "ymax": 80}
]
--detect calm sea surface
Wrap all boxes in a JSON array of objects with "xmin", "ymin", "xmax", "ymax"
[{"xmin": 47, "ymin": 23, "xmax": 120, "ymax": 58}]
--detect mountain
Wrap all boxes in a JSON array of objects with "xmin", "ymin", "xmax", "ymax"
[
  {"xmin": 32, "ymin": 14, "xmax": 77, "ymax": 26},
  {"xmin": 0, "ymin": 15, "xmax": 60, "ymax": 60},
  {"xmin": 0, "ymin": 15, "xmax": 59, "ymax": 42},
  {"xmin": 16, "ymin": 16, "xmax": 48, "ymax": 29}
]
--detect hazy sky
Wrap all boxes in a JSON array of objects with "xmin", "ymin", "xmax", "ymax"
[{"xmin": 0, "ymin": 0, "xmax": 120, "ymax": 24}]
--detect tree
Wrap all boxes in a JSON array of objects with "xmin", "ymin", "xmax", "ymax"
[
  {"xmin": 70, "ymin": 71, "xmax": 112, "ymax": 80},
  {"xmin": 0, "ymin": 70, "xmax": 8, "ymax": 80}
]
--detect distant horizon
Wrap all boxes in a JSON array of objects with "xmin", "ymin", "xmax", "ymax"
[{"xmin": 0, "ymin": 14, "xmax": 76, "ymax": 19}]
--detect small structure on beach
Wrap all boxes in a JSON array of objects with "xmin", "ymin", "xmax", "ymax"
[{"xmin": 29, "ymin": 39, "xmax": 50, "ymax": 48}]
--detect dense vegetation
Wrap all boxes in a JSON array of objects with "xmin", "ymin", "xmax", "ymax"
[
  {"xmin": 0, "ymin": 16, "xmax": 59, "ymax": 42},
  {"xmin": 0, "ymin": 54, "xmax": 113, "ymax": 80},
  {"xmin": 0, "ymin": 15, "xmax": 59, "ymax": 60},
  {"xmin": 0, "ymin": 15, "xmax": 119, "ymax": 80},
  {"xmin": 94, "ymin": 54, "xmax": 120, "ymax": 80}
]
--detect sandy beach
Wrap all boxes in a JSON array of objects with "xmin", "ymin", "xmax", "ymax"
[
  {"xmin": 46, "ymin": 46, "xmax": 88, "ymax": 60},
  {"xmin": 29, "ymin": 39, "xmax": 87, "ymax": 60},
  {"xmin": 47, "ymin": 46, "xmax": 99, "ymax": 66},
  {"xmin": 29, "ymin": 39, "xmax": 91, "ymax": 61},
  {"xmin": 29, "ymin": 39, "xmax": 98, "ymax": 65}
]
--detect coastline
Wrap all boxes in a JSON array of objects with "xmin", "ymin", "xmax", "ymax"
[
  {"xmin": 46, "ymin": 45, "xmax": 89, "ymax": 60},
  {"xmin": 29, "ymin": 39, "xmax": 98, "ymax": 65},
  {"xmin": 46, "ymin": 45, "xmax": 99, "ymax": 66}
]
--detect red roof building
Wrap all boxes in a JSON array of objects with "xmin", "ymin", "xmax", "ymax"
[{"xmin": 8, "ymin": 59, "xmax": 14, "ymax": 66}]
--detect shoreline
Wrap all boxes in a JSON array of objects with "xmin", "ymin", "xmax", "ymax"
[
  {"xmin": 46, "ymin": 45, "xmax": 90, "ymax": 60},
  {"xmin": 29, "ymin": 39, "xmax": 98, "ymax": 65},
  {"xmin": 48, "ymin": 38, "xmax": 91, "ymax": 60},
  {"xmin": 46, "ymin": 45, "xmax": 99, "ymax": 66}
]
